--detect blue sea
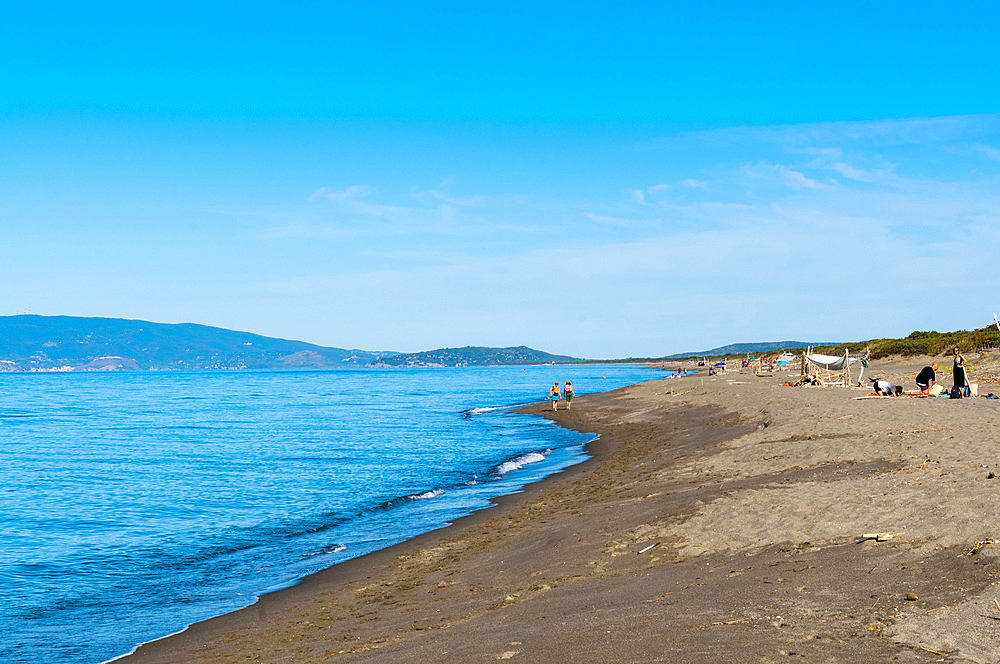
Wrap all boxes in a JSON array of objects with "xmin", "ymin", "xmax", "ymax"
[{"xmin": 0, "ymin": 364, "xmax": 662, "ymax": 664}]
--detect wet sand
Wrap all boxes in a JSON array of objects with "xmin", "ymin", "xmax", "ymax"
[{"xmin": 121, "ymin": 358, "xmax": 1000, "ymax": 663}]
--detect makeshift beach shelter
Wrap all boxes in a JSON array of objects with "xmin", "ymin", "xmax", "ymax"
[{"xmin": 799, "ymin": 348, "xmax": 857, "ymax": 387}]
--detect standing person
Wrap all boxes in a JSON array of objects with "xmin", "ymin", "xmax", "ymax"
[
  {"xmin": 563, "ymin": 381, "xmax": 574, "ymax": 409},
  {"xmin": 953, "ymin": 348, "xmax": 969, "ymax": 396},
  {"xmin": 915, "ymin": 363, "xmax": 938, "ymax": 394},
  {"xmin": 549, "ymin": 382, "xmax": 561, "ymax": 410}
]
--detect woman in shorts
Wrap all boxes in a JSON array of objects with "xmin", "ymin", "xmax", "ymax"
[{"xmin": 549, "ymin": 382, "xmax": 561, "ymax": 410}]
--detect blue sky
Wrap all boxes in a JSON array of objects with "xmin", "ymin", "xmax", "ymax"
[{"xmin": 3, "ymin": 2, "xmax": 999, "ymax": 357}]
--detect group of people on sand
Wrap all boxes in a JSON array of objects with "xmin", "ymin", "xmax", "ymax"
[
  {"xmin": 548, "ymin": 381, "xmax": 574, "ymax": 410},
  {"xmin": 871, "ymin": 348, "xmax": 971, "ymax": 398}
]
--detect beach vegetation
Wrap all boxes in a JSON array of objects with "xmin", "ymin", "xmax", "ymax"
[
  {"xmin": 808, "ymin": 326, "xmax": 1000, "ymax": 360},
  {"xmin": 682, "ymin": 326, "xmax": 1000, "ymax": 362}
]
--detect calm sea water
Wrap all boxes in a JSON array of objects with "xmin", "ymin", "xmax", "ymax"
[{"xmin": 0, "ymin": 364, "xmax": 661, "ymax": 664}]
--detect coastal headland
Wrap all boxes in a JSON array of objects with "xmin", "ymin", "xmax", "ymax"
[{"xmin": 121, "ymin": 358, "xmax": 1000, "ymax": 663}]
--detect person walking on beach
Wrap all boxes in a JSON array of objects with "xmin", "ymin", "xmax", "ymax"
[
  {"xmin": 916, "ymin": 363, "xmax": 938, "ymax": 395},
  {"xmin": 549, "ymin": 382, "xmax": 561, "ymax": 410},
  {"xmin": 563, "ymin": 381, "xmax": 574, "ymax": 409},
  {"xmin": 953, "ymin": 348, "xmax": 969, "ymax": 396}
]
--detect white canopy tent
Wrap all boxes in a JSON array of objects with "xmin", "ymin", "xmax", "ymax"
[{"xmin": 801, "ymin": 348, "xmax": 857, "ymax": 387}]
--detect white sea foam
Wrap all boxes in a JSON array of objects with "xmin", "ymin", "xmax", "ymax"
[
  {"xmin": 409, "ymin": 489, "xmax": 444, "ymax": 500},
  {"xmin": 301, "ymin": 544, "xmax": 347, "ymax": 557},
  {"xmin": 466, "ymin": 406, "xmax": 503, "ymax": 415},
  {"xmin": 495, "ymin": 451, "xmax": 549, "ymax": 476}
]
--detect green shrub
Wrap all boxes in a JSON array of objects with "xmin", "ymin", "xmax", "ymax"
[{"xmin": 816, "ymin": 327, "xmax": 1000, "ymax": 359}]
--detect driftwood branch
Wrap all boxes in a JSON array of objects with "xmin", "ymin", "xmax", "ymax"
[
  {"xmin": 860, "ymin": 532, "xmax": 903, "ymax": 542},
  {"xmin": 920, "ymin": 646, "xmax": 950, "ymax": 656},
  {"xmin": 964, "ymin": 539, "xmax": 996, "ymax": 556}
]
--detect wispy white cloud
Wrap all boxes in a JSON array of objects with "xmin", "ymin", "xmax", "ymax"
[
  {"xmin": 793, "ymin": 144, "xmax": 898, "ymax": 184},
  {"xmin": 631, "ymin": 182, "xmax": 700, "ymax": 206},
  {"xmin": 798, "ymin": 147, "xmax": 844, "ymax": 159},
  {"xmin": 630, "ymin": 183, "xmax": 671, "ymax": 204},
  {"xmin": 830, "ymin": 161, "xmax": 896, "ymax": 183},
  {"xmin": 973, "ymin": 143, "xmax": 1000, "ymax": 161},
  {"xmin": 741, "ymin": 162, "xmax": 827, "ymax": 190},
  {"xmin": 412, "ymin": 178, "xmax": 490, "ymax": 207},
  {"xmin": 308, "ymin": 183, "xmax": 470, "ymax": 231},
  {"xmin": 309, "ymin": 185, "xmax": 374, "ymax": 202},
  {"xmin": 422, "ymin": 190, "xmax": 486, "ymax": 207}
]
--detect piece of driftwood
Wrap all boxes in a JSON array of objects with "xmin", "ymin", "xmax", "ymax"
[
  {"xmin": 861, "ymin": 532, "xmax": 903, "ymax": 542},
  {"xmin": 920, "ymin": 646, "xmax": 950, "ymax": 656},
  {"xmin": 964, "ymin": 539, "xmax": 996, "ymax": 556},
  {"xmin": 637, "ymin": 542, "xmax": 660, "ymax": 555}
]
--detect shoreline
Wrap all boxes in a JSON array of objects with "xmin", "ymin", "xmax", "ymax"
[
  {"xmin": 121, "ymin": 360, "xmax": 1000, "ymax": 663},
  {"xmin": 113, "ymin": 386, "xmax": 641, "ymax": 664}
]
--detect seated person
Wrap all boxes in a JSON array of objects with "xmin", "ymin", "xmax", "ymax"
[
  {"xmin": 870, "ymin": 378, "xmax": 901, "ymax": 396},
  {"xmin": 915, "ymin": 363, "xmax": 938, "ymax": 394}
]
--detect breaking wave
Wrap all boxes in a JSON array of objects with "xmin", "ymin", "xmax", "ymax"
[{"xmin": 494, "ymin": 451, "xmax": 550, "ymax": 477}]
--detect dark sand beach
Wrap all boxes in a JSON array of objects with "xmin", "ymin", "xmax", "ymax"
[{"xmin": 121, "ymin": 358, "xmax": 1000, "ymax": 663}]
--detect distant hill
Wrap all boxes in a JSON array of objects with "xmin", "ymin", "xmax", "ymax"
[
  {"xmin": 666, "ymin": 341, "xmax": 838, "ymax": 359},
  {"xmin": 0, "ymin": 315, "xmax": 397, "ymax": 371},
  {"xmin": 374, "ymin": 346, "xmax": 579, "ymax": 367}
]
